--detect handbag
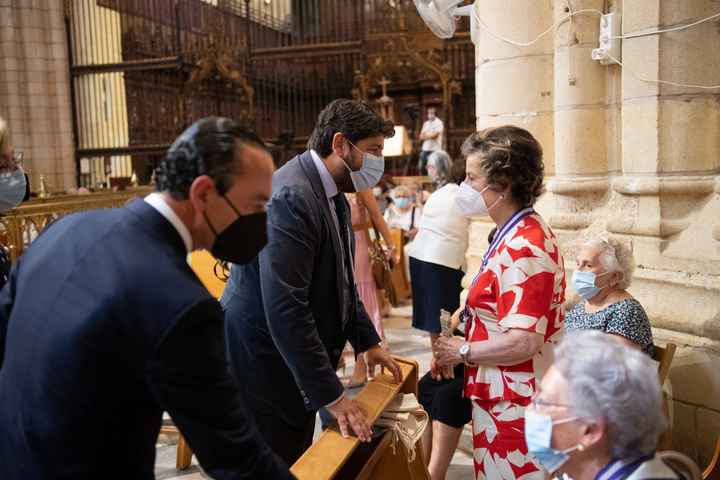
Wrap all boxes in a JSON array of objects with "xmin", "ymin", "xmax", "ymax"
[{"xmin": 356, "ymin": 195, "xmax": 399, "ymax": 307}]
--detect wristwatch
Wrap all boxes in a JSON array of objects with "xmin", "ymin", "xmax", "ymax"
[{"xmin": 459, "ymin": 342, "xmax": 471, "ymax": 366}]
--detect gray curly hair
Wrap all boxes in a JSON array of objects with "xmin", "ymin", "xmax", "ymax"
[
  {"xmin": 555, "ymin": 330, "xmax": 665, "ymax": 459},
  {"xmin": 583, "ymin": 237, "xmax": 635, "ymax": 290}
]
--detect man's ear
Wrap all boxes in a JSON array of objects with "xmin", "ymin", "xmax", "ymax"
[
  {"xmin": 331, "ymin": 132, "xmax": 346, "ymax": 158},
  {"xmin": 188, "ymin": 175, "xmax": 217, "ymax": 211}
]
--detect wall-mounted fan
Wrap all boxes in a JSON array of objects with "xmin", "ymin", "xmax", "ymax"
[{"xmin": 413, "ymin": 0, "xmax": 477, "ymax": 44}]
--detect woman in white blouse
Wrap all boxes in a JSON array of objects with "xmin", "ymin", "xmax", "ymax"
[{"xmin": 408, "ymin": 157, "xmax": 469, "ymax": 355}]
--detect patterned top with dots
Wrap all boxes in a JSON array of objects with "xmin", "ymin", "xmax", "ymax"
[{"xmin": 565, "ymin": 298, "xmax": 654, "ymax": 356}]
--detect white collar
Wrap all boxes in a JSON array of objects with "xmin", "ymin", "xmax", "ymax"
[
  {"xmin": 310, "ymin": 149, "xmax": 339, "ymax": 199},
  {"xmin": 144, "ymin": 192, "xmax": 193, "ymax": 253}
]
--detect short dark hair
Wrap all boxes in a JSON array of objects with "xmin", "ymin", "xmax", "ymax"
[
  {"xmin": 461, "ymin": 126, "xmax": 544, "ymax": 206},
  {"xmin": 156, "ymin": 117, "xmax": 267, "ymax": 200},
  {"xmin": 449, "ymin": 157, "xmax": 466, "ymax": 185},
  {"xmin": 307, "ymin": 99, "xmax": 395, "ymax": 158}
]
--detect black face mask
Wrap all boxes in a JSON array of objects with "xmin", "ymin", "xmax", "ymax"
[{"xmin": 203, "ymin": 195, "xmax": 268, "ymax": 265}]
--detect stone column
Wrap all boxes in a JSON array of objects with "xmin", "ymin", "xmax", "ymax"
[
  {"xmin": 469, "ymin": 0, "xmax": 556, "ymax": 277},
  {"xmin": 613, "ymin": 0, "xmax": 720, "ymax": 465},
  {"xmin": 547, "ymin": 0, "xmax": 617, "ymax": 258},
  {"xmin": 0, "ymin": 0, "xmax": 75, "ymax": 192},
  {"xmin": 469, "ymin": 0, "xmax": 720, "ymax": 465}
]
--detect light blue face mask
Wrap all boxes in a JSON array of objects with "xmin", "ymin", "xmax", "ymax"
[
  {"xmin": 525, "ymin": 411, "xmax": 583, "ymax": 474},
  {"xmin": 571, "ymin": 270, "xmax": 610, "ymax": 299},
  {"xmin": 428, "ymin": 114, "xmax": 436, "ymax": 120},
  {"xmin": 343, "ymin": 140, "xmax": 385, "ymax": 192},
  {"xmin": 0, "ymin": 169, "xmax": 27, "ymax": 212},
  {"xmin": 394, "ymin": 197, "xmax": 408, "ymax": 208}
]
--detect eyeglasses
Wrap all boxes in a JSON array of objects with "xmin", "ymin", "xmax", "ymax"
[
  {"xmin": 530, "ymin": 390, "xmax": 573, "ymax": 410},
  {"xmin": 0, "ymin": 151, "xmax": 23, "ymax": 179}
]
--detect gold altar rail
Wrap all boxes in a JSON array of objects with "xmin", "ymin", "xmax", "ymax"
[{"xmin": 0, "ymin": 188, "xmax": 152, "ymax": 263}]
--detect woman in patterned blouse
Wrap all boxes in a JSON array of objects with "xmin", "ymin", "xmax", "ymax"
[
  {"xmin": 433, "ymin": 126, "xmax": 566, "ymax": 480},
  {"xmin": 566, "ymin": 237, "xmax": 654, "ymax": 356}
]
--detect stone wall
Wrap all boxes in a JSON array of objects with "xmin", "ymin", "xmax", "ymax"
[
  {"xmin": 0, "ymin": 0, "xmax": 75, "ymax": 192},
  {"xmin": 470, "ymin": 0, "xmax": 720, "ymax": 467}
]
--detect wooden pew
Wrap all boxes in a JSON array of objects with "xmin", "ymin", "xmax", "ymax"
[
  {"xmin": 292, "ymin": 355, "xmax": 430, "ymax": 480},
  {"xmin": 384, "ymin": 229, "xmax": 411, "ymax": 302}
]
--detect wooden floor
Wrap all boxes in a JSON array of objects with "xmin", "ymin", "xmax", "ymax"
[{"xmin": 153, "ymin": 299, "xmax": 474, "ymax": 479}]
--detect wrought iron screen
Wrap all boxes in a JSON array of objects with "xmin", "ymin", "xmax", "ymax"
[{"xmin": 66, "ymin": 0, "xmax": 475, "ymax": 186}]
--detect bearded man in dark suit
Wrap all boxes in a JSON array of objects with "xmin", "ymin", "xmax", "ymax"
[{"xmin": 222, "ymin": 99, "xmax": 403, "ymax": 466}]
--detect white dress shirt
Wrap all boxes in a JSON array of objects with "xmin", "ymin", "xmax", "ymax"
[{"xmin": 144, "ymin": 192, "xmax": 193, "ymax": 253}]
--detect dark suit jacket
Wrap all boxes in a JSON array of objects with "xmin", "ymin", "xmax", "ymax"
[
  {"xmin": 222, "ymin": 151, "xmax": 381, "ymax": 426},
  {"xmin": 0, "ymin": 199, "xmax": 293, "ymax": 480}
]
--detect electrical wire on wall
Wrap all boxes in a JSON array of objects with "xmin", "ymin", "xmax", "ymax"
[
  {"xmin": 471, "ymin": 8, "xmax": 720, "ymax": 90},
  {"xmin": 565, "ymin": 0, "xmax": 575, "ymax": 86}
]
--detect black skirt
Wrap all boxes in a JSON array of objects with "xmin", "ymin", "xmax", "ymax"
[
  {"xmin": 418, "ymin": 364, "xmax": 472, "ymax": 428},
  {"xmin": 410, "ymin": 257, "xmax": 464, "ymax": 334}
]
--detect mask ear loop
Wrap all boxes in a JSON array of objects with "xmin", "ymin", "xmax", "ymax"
[{"xmin": 488, "ymin": 192, "xmax": 506, "ymax": 211}]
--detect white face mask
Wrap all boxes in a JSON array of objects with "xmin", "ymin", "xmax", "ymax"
[
  {"xmin": 342, "ymin": 141, "xmax": 385, "ymax": 192},
  {"xmin": 455, "ymin": 182, "xmax": 504, "ymax": 217},
  {"xmin": 372, "ymin": 187, "xmax": 382, "ymax": 197}
]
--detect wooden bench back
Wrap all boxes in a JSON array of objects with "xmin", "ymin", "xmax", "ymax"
[{"xmin": 291, "ymin": 355, "xmax": 429, "ymax": 480}]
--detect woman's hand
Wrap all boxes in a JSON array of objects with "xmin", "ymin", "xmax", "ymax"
[
  {"xmin": 430, "ymin": 356, "xmax": 449, "ymax": 381},
  {"xmin": 433, "ymin": 336, "xmax": 465, "ymax": 367},
  {"xmin": 386, "ymin": 245, "xmax": 397, "ymax": 265}
]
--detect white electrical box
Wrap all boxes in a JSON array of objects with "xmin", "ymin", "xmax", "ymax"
[{"xmin": 591, "ymin": 13, "xmax": 622, "ymax": 65}]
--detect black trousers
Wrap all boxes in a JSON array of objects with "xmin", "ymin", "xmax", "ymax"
[{"xmin": 249, "ymin": 407, "xmax": 316, "ymax": 468}]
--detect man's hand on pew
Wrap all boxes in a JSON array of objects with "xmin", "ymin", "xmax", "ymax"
[
  {"xmin": 327, "ymin": 395, "xmax": 373, "ymax": 442},
  {"xmin": 362, "ymin": 345, "xmax": 403, "ymax": 384}
]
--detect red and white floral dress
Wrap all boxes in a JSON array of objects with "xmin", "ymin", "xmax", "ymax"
[{"xmin": 464, "ymin": 212, "xmax": 565, "ymax": 480}]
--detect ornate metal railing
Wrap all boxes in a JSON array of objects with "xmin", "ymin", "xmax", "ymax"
[
  {"xmin": 66, "ymin": 0, "xmax": 475, "ymax": 186},
  {"xmin": 0, "ymin": 188, "xmax": 152, "ymax": 262}
]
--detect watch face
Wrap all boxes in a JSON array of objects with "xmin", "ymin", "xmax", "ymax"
[{"xmin": 460, "ymin": 344, "xmax": 469, "ymax": 355}]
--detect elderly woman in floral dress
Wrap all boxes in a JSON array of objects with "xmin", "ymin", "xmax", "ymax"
[{"xmin": 433, "ymin": 126, "xmax": 566, "ymax": 480}]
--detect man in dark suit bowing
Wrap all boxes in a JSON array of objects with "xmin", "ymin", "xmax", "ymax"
[
  {"xmin": 221, "ymin": 99, "xmax": 403, "ymax": 465},
  {"xmin": 0, "ymin": 117, "xmax": 294, "ymax": 480}
]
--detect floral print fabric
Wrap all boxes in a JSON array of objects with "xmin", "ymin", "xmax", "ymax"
[
  {"xmin": 565, "ymin": 299, "xmax": 654, "ymax": 356},
  {"xmin": 464, "ymin": 213, "xmax": 564, "ymax": 480},
  {"xmin": 464, "ymin": 214, "xmax": 566, "ymax": 402},
  {"xmin": 471, "ymin": 398, "xmax": 546, "ymax": 480}
]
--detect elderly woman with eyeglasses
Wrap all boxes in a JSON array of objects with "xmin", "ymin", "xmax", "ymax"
[
  {"xmin": 525, "ymin": 330, "xmax": 684, "ymax": 480},
  {"xmin": 0, "ymin": 116, "xmax": 28, "ymax": 289},
  {"xmin": 433, "ymin": 126, "xmax": 565, "ymax": 480},
  {"xmin": 566, "ymin": 236, "xmax": 654, "ymax": 356}
]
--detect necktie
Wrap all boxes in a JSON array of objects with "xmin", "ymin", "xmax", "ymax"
[
  {"xmin": 331, "ymin": 193, "xmax": 354, "ymax": 288},
  {"xmin": 332, "ymin": 193, "xmax": 359, "ymax": 341}
]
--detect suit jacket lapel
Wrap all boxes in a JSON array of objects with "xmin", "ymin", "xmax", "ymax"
[{"xmin": 297, "ymin": 153, "xmax": 346, "ymax": 316}]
